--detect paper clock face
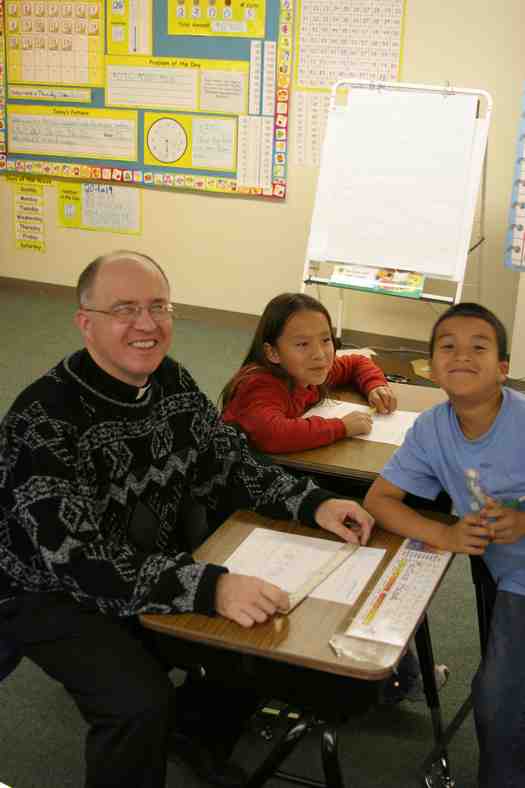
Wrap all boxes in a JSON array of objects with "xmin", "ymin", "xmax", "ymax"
[{"xmin": 146, "ymin": 118, "xmax": 188, "ymax": 164}]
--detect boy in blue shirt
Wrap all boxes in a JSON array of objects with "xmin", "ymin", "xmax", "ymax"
[{"xmin": 364, "ymin": 302, "xmax": 525, "ymax": 788}]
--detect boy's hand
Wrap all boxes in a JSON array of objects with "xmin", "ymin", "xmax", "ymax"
[
  {"xmin": 368, "ymin": 386, "xmax": 397, "ymax": 414},
  {"xmin": 342, "ymin": 411, "xmax": 373, "ymax": 437},
  {"xmin": 480, "ymin": 500, "xmax": 525, "ymax": 544},
  {"xmin": 447, "ymin": 514, "xmax": 492, "ymax": 554}
]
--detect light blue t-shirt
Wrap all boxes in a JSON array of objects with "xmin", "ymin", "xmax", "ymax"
[{"xmin": 382, "ymin": 387, "xmax": 525, "ymax": 595}]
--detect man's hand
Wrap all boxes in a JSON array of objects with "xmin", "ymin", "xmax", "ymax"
[
  {"xmin": 445, "ymin": 513, "xmax": 491, "ymax": 554},
  {"xmin": 368, "ymin": 385, "xmax": 397, "ymax": 414},
  {"xmin": 314, "ymin": 499, "xmax": 374, "ymax": 545},
  {"xmin": 480, "ymin": 500, "xmax": 525, "ymax": 544},
  {"xmin": 342, "ymin": 411, "xmax": 373, "ymax": 437},
  {"xmin": 215, "ymin": 573, "xmax": 289, "ymax": 628}
]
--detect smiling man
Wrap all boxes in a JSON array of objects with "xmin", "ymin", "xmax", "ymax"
[
  {"xmin": 0, "ymin": 251, "xmax": 374, "ymax": 788},
  {"xmin": 364, "ymin": 302, "xmax": 525, "ymax": 788}
]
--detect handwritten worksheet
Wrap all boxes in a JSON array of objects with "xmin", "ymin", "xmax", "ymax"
[
  {"xmin": 224, "ymin": 528, "xmax": 385, "ymax": 606},
  {"xmin": 303, "ymin": 399, "xmax": 418, "ymax": 446}
]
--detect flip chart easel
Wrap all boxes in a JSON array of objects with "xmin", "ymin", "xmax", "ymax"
[{"xmin": 302, "ymin": 80, "xmax": 492, "ymax": 337}]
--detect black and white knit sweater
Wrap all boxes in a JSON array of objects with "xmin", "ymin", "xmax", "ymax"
[{"xmin": 0, "ymin": 350, "xmax": 333, "ymax": 618}]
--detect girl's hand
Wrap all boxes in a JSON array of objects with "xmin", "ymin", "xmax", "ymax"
[
  {"xmin": 368, "ymin": 385, "xmax": 397, "ymax": 414},
  {"xmin": 342, "ymin": 410, "xmax": 373, "ymax": 437}
]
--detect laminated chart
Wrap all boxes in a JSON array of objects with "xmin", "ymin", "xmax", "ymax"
[
  {"xmin": 292, "ymin": 0, "xmax": 405, "ymax": 166},
  {"xmin": 505, "ymin": 86, "xmax": 525, "ymax": 270},
  {"xmin": 58, "ymin": 181, "xmax": 141, "ymax": 233},
  {"xmin": 9, "ymin": 174, "xmax": 49, "ymax": 251},
  {"xmin": 168, "ymin": 0, "xmax": 266, "ymax": 39},
  {"xmin": 0, "ymin": 0, "xmax": 6, "ymax": 165},
  {"xmin": 1, "ymin": 0, "xmax": 293, "ymax": 198}
]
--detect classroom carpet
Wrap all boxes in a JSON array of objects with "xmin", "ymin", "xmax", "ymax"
[{"xmin": 0, "ymin": 281, "xmax": 480, "ymax": 788}]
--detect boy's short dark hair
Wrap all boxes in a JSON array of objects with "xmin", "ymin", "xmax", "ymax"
[{"xmin": 429, "ymin": 302, "xmax": 508, "ymax": 361}]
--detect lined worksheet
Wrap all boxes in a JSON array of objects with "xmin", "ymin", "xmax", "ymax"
[
  {"xmin": 224, "ymin": 528, "xmax": 385, "ymax": 606},
  {"xmin": 303, "ymin": 399, "xmax": 418, "ymax": 446}
]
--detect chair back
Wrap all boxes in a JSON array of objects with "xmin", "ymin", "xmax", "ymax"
[{"xmin": 128, "ymin": 494, "xmax": 209, "ymax": 554}]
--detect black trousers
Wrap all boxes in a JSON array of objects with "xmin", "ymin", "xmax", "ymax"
[{"xmin": 0, "ymin": 591, "xmax": 259, "ymax": 788}]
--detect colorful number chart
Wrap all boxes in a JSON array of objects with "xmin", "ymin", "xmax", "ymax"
[
  {"xmin": 0, "ymin": 0, "xmax": 6, "ymax": 163},
  {"xmin": 0, "ymin": 0, "xmax": 292, "ymax": 199},
  {"xmin": 505, "ymin": 86, "xmax": 525, "ymax": 270}
]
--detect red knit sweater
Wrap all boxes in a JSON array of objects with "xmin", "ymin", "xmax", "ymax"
[{"xmin": 222, "ymin": 354, "xmax": 387, "ymax": 453}]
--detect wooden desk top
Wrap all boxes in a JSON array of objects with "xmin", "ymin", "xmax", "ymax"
[
  {"xmin": 271, "ymin": 382, "xmax": 447, "ymax": 481},
  {"xmin": 141, "ymin": 510, "xmax": 453, "ymax": 681}
]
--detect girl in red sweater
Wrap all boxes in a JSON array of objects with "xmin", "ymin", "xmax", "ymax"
[
  {"xmin": 222, "ymin": 293, "xmax": 447, "ymax": 703},
  {"xmin": 222, "ymin": 292, "xmax": 397, "ymax": 453}
]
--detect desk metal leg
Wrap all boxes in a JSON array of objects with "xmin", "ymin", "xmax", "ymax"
[
  {"xmin": 415, "ymin": 616, "xmax": 455, "ymax": 788},
  {"xmin": 246, "ymin": 713, "xmax": 313, "ymax": 788},
  {"xmin": 421, "ymin": 695, "xmax": 473, "ymax": 785},
  {"xmin": 321, "ymin": 724, "xmax": 345, "ymax": 788},
  {"xmin": 248, "ymin": 712, "xmax": 350, "ymax": 788}
]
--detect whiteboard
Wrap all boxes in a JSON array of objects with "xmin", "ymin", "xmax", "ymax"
[{"xmin": 307, "ymin": 88, "xmax": 488, "ymax": 281}]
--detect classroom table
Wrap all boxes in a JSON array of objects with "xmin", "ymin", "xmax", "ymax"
[
  {"xmin": 141, "ymin": 510, "xmax": 456, "ymax": 788},
  {"xmin": 271, "ymin": 381, "xmax": 447, "ymax": 483}
]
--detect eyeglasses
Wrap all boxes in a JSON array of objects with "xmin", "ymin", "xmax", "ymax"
[{"xmin": 82, "ymin": 302, "xmax": 176, "ymax": 324}]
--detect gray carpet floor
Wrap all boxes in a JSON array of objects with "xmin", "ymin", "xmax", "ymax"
[{"xmin": 0, "ymin": 282, "xmax": 479, "ymax": 787}]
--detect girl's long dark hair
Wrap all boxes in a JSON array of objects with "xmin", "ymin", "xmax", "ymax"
[{"xmin": 221, "ymin": 293, "xmax": 336, "ymax": 408}]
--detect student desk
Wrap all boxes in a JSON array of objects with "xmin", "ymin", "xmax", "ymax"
[
  {"xmin": 141, "ymin": 510, "xmax": 456, "ymax": 788},
  {"xmin": 271, "ymin": 382, "xmax": 447, "ymax": 483}
]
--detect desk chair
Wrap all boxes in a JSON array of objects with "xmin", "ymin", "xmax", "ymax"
[
  {"xmin": 242, "ymin": 613, "xmax": 448, "ymax": 788},
  {"xmin": 128, "ymin": 492, "xmax": 210, "ymax": 554},
  {"xmin": 421, "ymin": 556, "xmax": 496, "ymax": 787}
]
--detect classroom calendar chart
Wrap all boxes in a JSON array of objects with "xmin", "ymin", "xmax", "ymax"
[
  {"xmin": 505, "ymin": 86, "xmax": 525, "ymax": 270},
  {"xmin": 0, "ymin": 0, "xmax": 293, "ymax": 198},
  {"xmin": 9, "ymin": 173, "xmax": 48, "ymax": 251}
]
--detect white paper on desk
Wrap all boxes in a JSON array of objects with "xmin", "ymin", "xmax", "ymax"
[
  {"xmin": 303, "ymin": 399, "xmax": 418, "ymax": 446},
  {"xmin": 336, "ymin": 347, "xmax": 376, "ymax": 358},
  {"xmin": 223, "ymin": 528, "xmax": 385, "ymax": 606}
]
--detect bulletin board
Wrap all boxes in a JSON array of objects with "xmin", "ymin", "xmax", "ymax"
[{"xmin": 0, "ymin": 0, "xmax": 292, "ymax": 198}]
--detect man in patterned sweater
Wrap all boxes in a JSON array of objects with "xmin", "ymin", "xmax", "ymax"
[{"xmin": 0, "ymin": 251, "xmax": 374, "ymax": 788}]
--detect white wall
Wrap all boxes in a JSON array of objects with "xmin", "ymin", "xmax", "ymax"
[{"xmin": 1, "ymin": 0, "xmax": 524, "ymax": 344}]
